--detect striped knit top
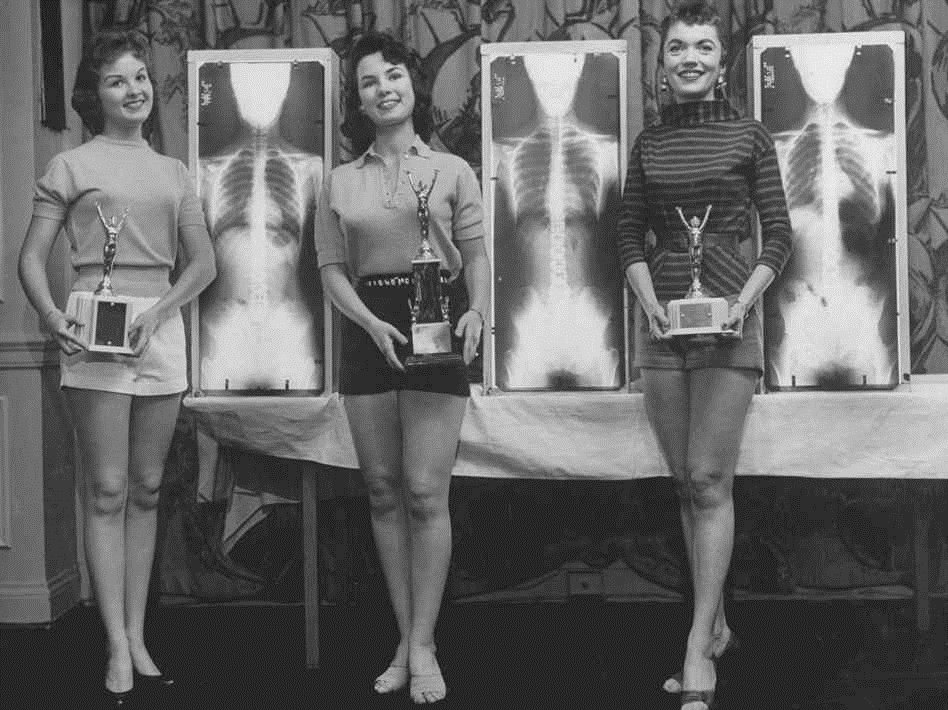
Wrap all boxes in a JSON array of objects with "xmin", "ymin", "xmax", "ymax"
[{"xmin": 617, "ymin": 100, "xmax": 792, "ymax": 301}]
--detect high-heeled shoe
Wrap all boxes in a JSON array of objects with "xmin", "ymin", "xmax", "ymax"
[
  {"xmin": 663, "ymin": 633, "xmax": 739, "ymax": 694},
  {"xmin": 681, "ymin": 688, "xmax": 716, "ymax": 709},
  {"xmin": 100, "ymin": 686, "xmax": 134, "ymax": 709},
  {"xmin": 133, "ymin": 670, "xmax": 175, "ymax": 688}
]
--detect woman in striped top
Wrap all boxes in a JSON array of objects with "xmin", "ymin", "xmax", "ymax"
[{"xmin": 617, "ymin": 2, "xmax": 792, "ymax": 708}]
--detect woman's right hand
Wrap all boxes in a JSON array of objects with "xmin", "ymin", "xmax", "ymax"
[
  {"xmin": 45, "ymin": 309, "xmax": 87, "ymax": 355},
  {"xmin": 366, "ymin": 317, "xmax": 408, "ymax": 372},
  {"xmin": 645, "ymin": 303, "xmax": 672, "ymax": 341}
]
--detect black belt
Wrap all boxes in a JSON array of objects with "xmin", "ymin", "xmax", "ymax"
[
  {"xmin": 661, "ymin": 233, "xmax": 739, "ymax": 253},
  {"xmin": 358, "ymin": 272, "xmax": 451, "ymax": 289}
]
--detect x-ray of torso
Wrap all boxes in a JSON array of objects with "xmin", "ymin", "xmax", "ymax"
[
  {"xmin": 769, "ymin": 44, "xmax": 898, "ymax": 387},
  {"xmin": 492, "ymin": 53, "xmax": 622, "ymax": 390},
  {"xmin": 199, "ymin": 61, "xmax": 324, "ymax": 392}
]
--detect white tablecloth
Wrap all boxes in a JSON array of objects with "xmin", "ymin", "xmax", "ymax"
[{"xmin": 184, "ymin": 383, "xmax": 948, "ymax": 480}]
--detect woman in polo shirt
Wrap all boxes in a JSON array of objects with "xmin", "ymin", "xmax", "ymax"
[
  {"xmin": 617, "ymin": 2, "xmax": 793, "ymax": 708},
  {"xmin": 18, "ymin": 29, "xmax": 215, "ymax": 707},
  {"xmin": 314, "ymin": 31, "xmax": 489, "ymax": 705}
]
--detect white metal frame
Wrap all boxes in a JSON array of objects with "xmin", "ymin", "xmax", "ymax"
[
  {"xmin": 186, "ymin": 48, "xmax": 338, "ymax": 396},
  {"xmin": 480, "ymin": 40, "xmax": 629, "ymax": 393},
  {"xmin": 748, "ymin": 31, "xmax": 911, "ymax": 389}
]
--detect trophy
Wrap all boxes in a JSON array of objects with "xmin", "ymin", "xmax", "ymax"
[
  {"xmin": 665, "ymin": 205, "xmax": 738, "ymax": 338},
  {"xmin": 404, "ymin": 170, "xmax": 463, "ymax": 370},
  {"xmin": 71, "ymin": 203, "xmax": 136, "ymax": 354}
]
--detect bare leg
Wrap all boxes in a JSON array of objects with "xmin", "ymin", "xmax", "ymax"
[
  {"xmin": 400, "ymin": 390, "xmax": 467, "ymax": 704},
  {"xmin": 681, "ymin": 368, "xmax": 756, "ymax": 708},
  {"xmin": 125, "ymin": 394, "xmax": 181, "ymax": 676},
  {"xmin": 68, "ymin": 389, "xmax": 133, "ymax": 694},
  {"xmin": 343, "ymin": 393, "xmax": 411, "ymax": 691}
]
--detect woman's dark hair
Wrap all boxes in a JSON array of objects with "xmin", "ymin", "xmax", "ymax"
[
  {"xmin": 341, "ymin": 31, "xmax": 433, "ymax": 156},
  {"xmin": 71, "ymin": 28, "xmax": 158, "ymax": 137},
  {"xmin": 658, "ymin": 0, "xmax": 728, "ymax": 64}
]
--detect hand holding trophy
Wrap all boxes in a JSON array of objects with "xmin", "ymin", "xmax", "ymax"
[
  {"xmin": 403, "ymin": 169, "xmax": 464, "ymax": 370},
  {"xmin": 70, "ymin": 203, "xmax": 136, "ymax": 354},
  {"xmin": 664, "ymin": 204, "xmax": 739, "ymax": 340}
]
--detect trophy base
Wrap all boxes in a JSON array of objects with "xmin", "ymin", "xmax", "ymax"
[
  {"xmin": 70, "ymin": 293, "xmax": 135, "ymax": 354},
  {"xmin": 405, "ymin": 321, "xmax": 462, "ymax": 371},
  {"xmin": 665, "ymin": 296, "xmax": 739, "ymax": 338},
  {"xmin": 404, "ymin": 351, "xmax": 465, "ymax": 371},
  {"xmin": 411, "ymin": 321, "xmax": 452, "ymax": 355}
]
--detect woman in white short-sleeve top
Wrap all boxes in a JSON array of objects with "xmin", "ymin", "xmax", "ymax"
[{"xmin": 18, "ymin": 28, "xmax": 215, "ymax": 707}]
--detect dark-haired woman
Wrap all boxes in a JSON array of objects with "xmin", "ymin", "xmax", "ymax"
[
  {"xmin": 18, "ymin": 28, "xmax": 215, "ymax": 707},
  {"xmin": 618, "ymin": 2, "xmax": 792, "ymax": 708},
  {"xmin": 314, "ymin": 32, "xmax": 489, "ymax": 705}
]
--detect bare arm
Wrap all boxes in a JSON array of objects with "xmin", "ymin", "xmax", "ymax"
[
  {"xmin": 128, "ymin": 223, "xmax": 217, "ymax": 356},
  {"xmin": 320, "ymin": 263, "xmax": 407, "ymax": 371},
  {"xmin": 457, "ymin": 237, "xmax": 490, "ymax": 364},
  {"xmin": 18, "ymin": 215, "xmax": 86, "ymax": 354}
]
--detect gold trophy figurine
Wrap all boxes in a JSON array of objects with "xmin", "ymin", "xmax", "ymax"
[
  {"xmin": 665, "ymin": 204, "xmax": 736, "ymax": 338},
  {"xmin": 404, "ymin": 169, "xmax": 463, "ymax": 370},
  {"xmin": 72, "ymin": 203, "xmax": 136, "ymax": 354}
]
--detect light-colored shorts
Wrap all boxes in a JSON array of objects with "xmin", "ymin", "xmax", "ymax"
[
  {"xmin": 633, "ymin": 296, "xmax": 764, "ymax": 374},
  {"xmin": 61, "ymin": 291, "xmax": 187, "ymax": 396}
]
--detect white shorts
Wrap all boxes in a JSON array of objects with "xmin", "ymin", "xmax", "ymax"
[{"xmin": 61, "ymin": 291, "xmax": 187, "ymax": 396}]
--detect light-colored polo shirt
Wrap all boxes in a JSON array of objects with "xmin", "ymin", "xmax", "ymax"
[{"xmin": 314, "ymin": 136, "xmax": 483, "ymax": 280}]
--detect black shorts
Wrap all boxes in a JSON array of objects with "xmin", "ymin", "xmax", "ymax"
[{"xmin": 340, "ymin": 274, "xmax": 470, "ymax": 397}]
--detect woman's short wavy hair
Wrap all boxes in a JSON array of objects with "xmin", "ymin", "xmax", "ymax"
[
  {"xmin": 658, "ymin": 0, "xmax": 728, "ymax": 64},
  {"xmin": 71, "ymin": 27, "xmax": 158, "ymax": 137},
  {"xmin": 341, "ymin": 31, "xmax": 433, "ymax": 157}
]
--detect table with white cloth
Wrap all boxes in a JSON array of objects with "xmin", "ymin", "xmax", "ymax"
[{"xmin": 184, "ymin": 384, "xmax": 948, "ymax": 668}]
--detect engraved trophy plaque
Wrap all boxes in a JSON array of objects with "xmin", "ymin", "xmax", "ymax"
[
  {"xmin": 404, "ymin": 170, "xmax": 463, "ymax": 370},
  {"xmin": 72, "ymin": 203, "xmax": 136, "ymax": 354},
  {"xmin": 665, "ymin": 205, "xmax": 737, "ymax": 338}
]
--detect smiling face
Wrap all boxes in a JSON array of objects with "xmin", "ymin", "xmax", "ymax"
[
  {"xmin": 97, "ymin": 52, "xmax": 153, "ymax": 134},
  {"xmin": 661, "ymin": 21, "xmax": 724, "ymax": 103},
  {"xmin": 356, "ymin": 51, "xmax": 416, "ymax": 130}
]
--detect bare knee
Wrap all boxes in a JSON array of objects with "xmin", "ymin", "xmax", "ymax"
[
  {"xmin": 88, "ymin": 473, "xmax": 127, "ymax": 517},
  {"xmin": 405, "ymin": 480, "xmax": 448, "ymax": 524},
  {"xmin": 363, "ymin": 467, "xmax": 403, "ymax": 517},
  {"xmin": 686, "ymin": 467, "xmax": 732, "ymax": 511},
  {"xmin": 128, "ymin": 469, "xmax": 163, "ymax": 510}
]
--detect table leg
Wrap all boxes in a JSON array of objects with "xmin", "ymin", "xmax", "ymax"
[
  {"xmin": 301, "ymin": 464, "xmax": 319, "ymax": 669},
  {"xmin": 912, "ymin": 495, "xmax": 933, "ymax": 635}
]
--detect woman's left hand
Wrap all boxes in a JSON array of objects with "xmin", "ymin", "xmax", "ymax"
[
  {"xmin": 721, "ymin": 299, "xmax": 749, "ymax": 334},
  {"xmin": 455, "ymin": 309, "xmax": 484, "ymax": 365},
  {"xmin": 128, "ymin": 307, "xmax": 162, "ymax": 357}
]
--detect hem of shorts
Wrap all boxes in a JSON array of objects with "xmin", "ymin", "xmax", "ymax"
[
  {"xmin": 61, "ymin": 378, "xmax": 187, "ymax": 396},
  {"xmin": 635, "ymin": 360, "xmax": 763, "ymax": 375}
]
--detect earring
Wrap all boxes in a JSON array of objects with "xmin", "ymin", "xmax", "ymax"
[
  {"xmin": 660, "ymin": 74, "xmax": 668, "ymax": 92},
  {"xmin": 716, "ymin": 74, "xmax": 727, "ymax": 95}
]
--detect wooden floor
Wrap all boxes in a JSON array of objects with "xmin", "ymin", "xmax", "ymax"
[{"xmin": 1, "ymin": 597, "xmax": 946, "ymax": 709}]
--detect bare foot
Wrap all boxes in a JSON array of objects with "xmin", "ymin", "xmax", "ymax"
[
  {"xmin": 374, "ymin": 642, "xmax": 410, "ymax": 695},
  {"xmin": 409, "ymin": 645, "xmax": 446, "ymax": 704},
  {"xmin": 680, "ymin": 645, "xmax": 716, "ymax": 710}
]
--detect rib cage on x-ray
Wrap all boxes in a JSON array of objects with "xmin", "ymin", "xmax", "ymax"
[
  {"xmin": 490, "ymin": 51, "xmax": 624, "ymax": 391},
  {"xmin": 196, "ymin": 60, "xmax": 325, "ymax": 393},
  {"xmin": 761, "ymin": 43, "xmax": 899, "ymax": 389}
]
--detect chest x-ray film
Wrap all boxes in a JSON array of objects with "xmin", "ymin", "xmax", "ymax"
[
  {"xmin": 750, "ymin": 32, "xmax": 909, "ymax": 390},
  {"xmin": 482, "ymin": 42, "xmax": 627, "ymax": 391},
  {"xmin": 188, "ymin": 50, "xmax": 336, "ymax": 394}
]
